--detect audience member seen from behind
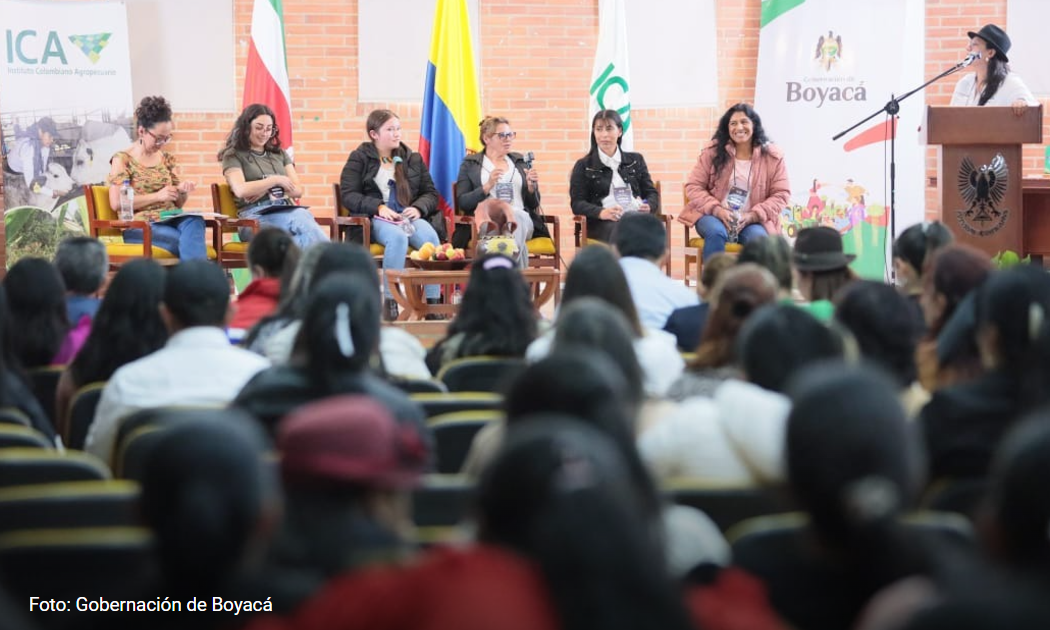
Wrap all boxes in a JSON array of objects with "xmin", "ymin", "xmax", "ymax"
[
  {"xmin": 916, "ymin": 244, "xmax": 993, "ymax": 392},
  {"xmin": 219, "ymin": 103, "xmax": 329, "ymax": 250},
  {"xmin": 234, "ymin": 273, "xmax": 427, "ymax": 439},
  {"xmin": 680, "ymin": 103, "xmax": 790, "ymax": 261},
  {"xmin": 55, "ymin": 259, "xmax": 168, "ymax": 441},
  {"xmin": 108, "ymin": 96, "xmax": 206, "ymax": 260},
  {"xmin": 569, "ymin": 109, "xmax": 660, "ymax": 243},
  {"xmin": 86, "ymin": 260, "xmax": 270, "ymax": 465},
  {"xmin": 664, "ymin": 253, "xmax": 736, "ymax": 352},
  {"xmin": 243, "ymin": 241, "xmax": 328, "ymax": 360},
  {"xmin": 231, "ymin": 227, "xmax": 301, "ymax": 334},
  {"xmin": 267, "ymin": 395, "xmax": 429, "ymax": 592},
  {"xmin": 3, "ymin": 257, "xmax": 70, "ymax": 368},
  {"xmin": 791, "ymin": 225, "xmax": 856, "ymax": 321},
  {"xmin": 339, "ymin": 109, "xmax": 443, "ymax": 321},
  {"xmin": 614, "ymin": 212, "xmax": 698, "ymax": 331},
  {"xmin": 893, "ymin": 221, "xmax": 953, "ymax": 336},
  {"xmin": 525, "ymin": 244, "xmax": 683, "ymax": 397},
  {"xmin": 737, "ymin": 234, "xmax": 794, "ymax": 301},
  {"xmin": 920, "ymin": 264, "xmax": 1050, "ymax": 482},
  {"xmin": 835, "ymin": 280, "xmax": 928, "ymax": 417},
  {"xmin": 949, "ymin": 24, "xmax": 1037, "ymax": 112},
  {"xmin": 666, "ymin": 263, "xmax": 778, "ymax": 401},
  {"xmin": 733, "ymin": 363, "xmax": 941, "ymax": 630},
  {"xmin": 425, "ymin": 255, "xmax": 538, "ymax": 375},
  {"xmin": 454, "ymin": 116, "xmax": 548, "ymax": 261},
  {"xmin": 0, "ymin": 286, "xmax": 54, "ymax": 441},
  {"xmin": 53, "ymin": 236, "xmax": 108, "ymax": 326}
]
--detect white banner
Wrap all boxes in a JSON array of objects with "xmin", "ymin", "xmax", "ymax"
[
  {"xmin": 1, "ymin": 0, "xmax": 133, "ymax": 262},
  {"xmin": 755, "ymin": 0, "xmax": 925, "ymax": 279},
  {"xmin": 589, "ymin": 0, "xmax": 633, "ymax": 150}
]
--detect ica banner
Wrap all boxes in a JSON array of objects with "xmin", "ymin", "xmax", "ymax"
[
  {"xmin": 755, "ymin": 0, "xmax": 925, "ymax": 279},
  {"xmin": 0, "ymin": 0, "xmax": 133, "ymax": 265}
]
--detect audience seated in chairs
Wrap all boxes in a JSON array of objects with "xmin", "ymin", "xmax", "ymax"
[
  {"xmin": 53, "ymin": 235, "xmax": 109, "ymax": 343},
  {"xmin": 526, "ymin": 245, "xmax": 683, "ymax": 397},
  {"xmin": 230, "ymin": 227, "xmax": 301, "ymax": 335},
  {"xmin": 233, "ymin": 273, "xmax": 428, "ymax": 442},
  {"xmin": 664, "ymin": 252, "xmax": 736, "ymax": 353},
  {"xmin": 892, "ymin": 221, "xmax": 954, "ymax": 337},
  {"xmin": 0, "ymin": 286, "xmax": 53, "ymax": 441},
  {"xmin": 266, "ymin": 395, "xmax": 429, "ymax": 596},
  {"xmin": 55, "ymin": 259, "xmax": 168, "ymax": 440},
  {"xmin": 85, "ymin": 260, "xmax": 270, "ymax": 465},
  {"xmin": 3, "ymin": 257, "xmax": 70, "ymax": 368},
  {"xmin": 425, "ymin": 255, "xmax": 538, "ymax": 376},
  {"xmin": 791, "ymin": 225, "xmax": 857, "ymax": 322}
]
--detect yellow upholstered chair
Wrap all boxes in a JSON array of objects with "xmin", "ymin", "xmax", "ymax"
[
  {"xmin": 681, "ymin": 189, "xmax": 743, "ymax": 286},
  {"xmin": 450, "ymin": 182, "xmax": 561, "ymax": 270},
  {"xmin": 574, "ymin": 181, "xmax": 672, "ymax": 275},
  {"xmin": 84, "ymin": 185, "xmax": 218, "ymax": 267},
  {"xmin": 332, "ymin": 182, "xmax": 386, "ymax": 258}
]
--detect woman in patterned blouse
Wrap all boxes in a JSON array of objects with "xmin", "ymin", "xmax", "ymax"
[{"xmin": 106, "ymin": 95, "xmax": 206, "ymax": 260}]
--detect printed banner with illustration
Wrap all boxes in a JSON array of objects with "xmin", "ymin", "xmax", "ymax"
[
  {"xmin": 0, "ymin": 0, "xmax": 133, "ymax": 265},
  {"xmin": 755, "ymin": 0, "xmax": 925, "ymax": 279}
]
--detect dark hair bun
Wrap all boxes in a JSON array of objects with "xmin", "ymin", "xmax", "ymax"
[{"xmin": 136, "ymin": 95, "xmax": 173, "ymax": 129}]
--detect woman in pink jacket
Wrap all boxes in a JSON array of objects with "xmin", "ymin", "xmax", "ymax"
[{"xmin": 679, "ymin": 103, "xmax": 791, "ymax": 261}]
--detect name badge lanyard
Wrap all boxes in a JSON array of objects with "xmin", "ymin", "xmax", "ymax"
[{"xmin": 725, "ymin": 159, "xmax": 752, "ymax": 213}]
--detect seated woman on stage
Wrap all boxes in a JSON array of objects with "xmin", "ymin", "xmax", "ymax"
[
  {"xmin": 219, "ymin": 103, "xmax": 329, "ymax": 250},
  {"xmin": 107, "ymin": 96, "xmax": 206, "ymax": 260},
  {"xmin": 339, "ymin": 109, "xmax": 443, "ymax": 321},
  {"xmin": 679, "ymin": 103, "xmax": 790, "ymax": 261},
  {"xmin": 569, "ymin": 109, "xmax": 660, "ymax": 243},
  {"xmin": 454, "ymin": 116, "xmax": 549, "ymax": 266},
  {"xmin": 950, "ymin": 24, "xmax": 1037, "ymax": 113}
]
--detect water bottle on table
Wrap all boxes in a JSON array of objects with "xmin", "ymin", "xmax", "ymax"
[{"xmin": 119, "ymin": 179, "xmax": 135, "ymax": 221}]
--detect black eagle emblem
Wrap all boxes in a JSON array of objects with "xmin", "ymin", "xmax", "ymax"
[{"xmin": 958, "ymin": 154, "xmax": 1008, "ymax": 225}]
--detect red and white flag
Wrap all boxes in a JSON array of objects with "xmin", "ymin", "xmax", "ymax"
[{"xmin": 243, "ymin": 0, "xmax": 293, "ymax": 154}]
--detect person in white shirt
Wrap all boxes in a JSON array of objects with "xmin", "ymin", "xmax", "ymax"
[
  {"xmin": 8, "ymin": 117, "xmax": 58, "ymax": 196},
  {"xmin": 86, "ymin": 260, "xmax": 270, "ymax": 466},
  {"xmin": 613, "ymin": 212, "xmax": 699, "ymax": 331},
  {"xmin": 949, "ymin": 24, "xmax": 1037, "ymax": 113}
]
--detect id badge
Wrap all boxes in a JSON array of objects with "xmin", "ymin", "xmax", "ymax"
[
  {"xmin": 613, "ymin": 186, "xmax": 634, "ymax": 210},
  {"xmin": 725, "ymin": 185, "xmax": 749, "ymax": 212},
  {"xmin": 494, "ymin": 181, "xmax": 514, "ymax": 203},
  {"xmin": 268, "ymin": 186, "xmax": 286, "ymax": 202}
]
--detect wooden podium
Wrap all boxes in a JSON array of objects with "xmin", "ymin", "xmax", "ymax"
[{"xmin": 925, "ymin": 105, "xmax": 1043, "ymax": 257}]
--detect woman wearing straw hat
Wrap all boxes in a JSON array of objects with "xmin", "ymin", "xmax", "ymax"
[{"xmin": 949, "ymin": 24, "xmax": 1037, "ymax": 115}]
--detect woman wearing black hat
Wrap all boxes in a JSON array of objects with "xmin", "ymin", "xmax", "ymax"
[
  {"xmin": 950, "ymin": 24, "xmax": 1036, "ymax": 114},
  {"xmin": 791, "ymin": 225, "xmax": 856, "ymax": 322}
]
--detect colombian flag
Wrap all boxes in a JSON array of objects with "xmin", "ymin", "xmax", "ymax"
[{"xmin": 419, "ymin": 0, "xmax": 482, "ymax": 222}]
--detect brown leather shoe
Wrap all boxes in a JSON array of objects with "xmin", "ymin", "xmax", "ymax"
[{"xmin": 383, "ymin": 298, "xmax": 399, "ymax": 322}]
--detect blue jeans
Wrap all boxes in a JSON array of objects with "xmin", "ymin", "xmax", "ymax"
[
  {"xmin": 123, "ymin": 214, "xmax": 207, "ymax": 260},
  {"xmin": 373, "ymin": 216, "xmax": 441, "ymax": 299},
  {"xmin": 238, "ymin": 202, "xmax": 330, "ymax": 250},
  {"xmin": 696, "ymin": 215, "xmax": 768, "ymax": 261}
]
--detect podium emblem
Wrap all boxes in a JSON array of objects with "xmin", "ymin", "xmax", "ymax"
[{"xmin": 957, "ymin": 153, "xmax": 1010, "ymax": 236}]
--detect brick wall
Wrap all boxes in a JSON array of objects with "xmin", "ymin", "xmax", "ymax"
[{"xmin": 4, "ymin": 0, "xmax": 1044, "ymax": 275}]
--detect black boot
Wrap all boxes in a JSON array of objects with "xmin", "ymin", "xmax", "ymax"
[{"xmin": 383, "ymin": 298, "xmax": 399, "ymax": 322}]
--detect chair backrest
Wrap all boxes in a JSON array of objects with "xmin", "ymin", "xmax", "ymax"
[
  {"xmin": 84, "ymin": 184, "xmax": 120, "ymax": 238},
  {"xmin": 0, "ymin": 480, "xmax": 139, "ymax": 535},
  {"xmin": 115, "ymin": 425, "xmax": 168, "ymax": 481},
  {"xmin": 333, "ymin": 182, "xmax": 349, "ymax": 218},
  {"xmin": 409, "ymin": 392, "xmax": 504, "ymax": 420},
  {"xmin": 112, "ymin": 405, "xmax": 225, "ymax": 466},
  {"xmin": 211, "ymin": 182, "xmax": 240, "ymax": 220},
  {"xmin": 920, "ymin": 477, "xmax": 990, "ymax": 521},
  {"xmin": 27, "ymin": 366, "xmax": 64, "ymax": 429},
  {"xmin": 0, "ymin": 426, "xmax": 53, "ymax": 450},
  {"xmin": 389, "ymin": 377, "xmax": 448, "ymax": 394},
  {"xmin": 427, "ymin": 410, "xmax": 503, "ymax": 474},
  {"xmin": 412, "ymin": 473, "xmax": 475, "ymax": 527},
  {"xmin": 436, "ymin": 356, "xmax": 527, "ymax": 393},
  {"xmin": 0, "ymin": 406, "xmax": 32, "ymax": 428},
  {"xmin": 67, "ymin": 382, "xmax": 107, "ymax": 451},
  {"xmin": 663, "ymin": 478, "xmax": 788, "ymax": 532},
  {"xmin": 0, "ymin": 527, "xmax": 153, "ymax": 604},
  {"xmin": 0, "ymin": 448, "xmax": 110, "ymax": 488},
  {"xmin": 728, "ymin": 510, "xmax": 976, "ymax": 548}
]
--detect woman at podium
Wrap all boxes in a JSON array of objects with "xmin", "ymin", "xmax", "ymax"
[{"xmin": 950, "ymin": 24, "xmax": 1037, "ymax": 113}]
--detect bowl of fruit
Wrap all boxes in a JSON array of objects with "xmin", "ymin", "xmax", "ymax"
[{"xmin": 409, "ymin": 242, "xmax": 470, "ymax": 270}]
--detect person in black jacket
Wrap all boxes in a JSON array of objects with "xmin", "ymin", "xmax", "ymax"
[
  {"xmin": 338, "ymin": 109, "xmax": 443, "ymax": 320},
  {"xmin": 569, "ymin": 109, "xmax": 660, "ymax": 244},
  {"xmin": 453, "ymin": 116, "xmax": 549, "ymax": 263}
]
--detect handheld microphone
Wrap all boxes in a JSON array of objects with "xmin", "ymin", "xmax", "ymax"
[
  {"xmin": 960, "ymin": 51, "xmax": 980, "ymax": 67},
  {"xmin": 524, "ymin": 151, "xmax": 535, "ymax": 170}
]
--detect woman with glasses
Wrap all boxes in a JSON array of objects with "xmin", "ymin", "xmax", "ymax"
[
  {"xmin": 454, "ymin": 116, "xmax": 548, "ymax": 266},
  {"xmin": 339, "ymin": 109, "xmax": 443, "ymax": 322},
  {"xmin": 219, "ymin": 103, "xmax": 330, "ymax": 250},
  {"xmin": 569, "ymin": 109, "xmax": 660, "ymax": 243},
  {"xmin": 106, "ymin": 95, "xmax": 207, "ymax": 260}
]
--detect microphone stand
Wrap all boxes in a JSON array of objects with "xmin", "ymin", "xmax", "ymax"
[{"xmin": 832, "ymin": 56, "xmax": 976, "ymax": 279}]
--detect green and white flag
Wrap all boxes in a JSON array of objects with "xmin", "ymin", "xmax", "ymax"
[
  {"xmin": 589, "ymin": 0, "xmax": 632, "ymax": 150},
  {"xmin": 755, "ymin": 0, "xmax": 925, "ymax": 279}
]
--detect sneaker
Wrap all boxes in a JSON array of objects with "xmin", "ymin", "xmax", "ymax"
[{"xmin": 383, "ymin": 298, "xmax": 399, "ymax": 322}]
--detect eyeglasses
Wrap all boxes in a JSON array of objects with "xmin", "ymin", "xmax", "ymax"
[
  {"xmin": 145, "ymin": 129, "xmax": 172, "ymax": 145},
  {"xmin": 252, "ymin": 125, "xmax": 277, "ymax": 136},
  {"xmin": 495, "ymin": 131, "xmax": 516, "ymax": 140}
]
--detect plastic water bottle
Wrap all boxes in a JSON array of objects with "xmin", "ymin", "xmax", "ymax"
[
  {"xmin": 451, "ymin": 286, "xmax": 463, "ymax": 305},
  {"xmin": 119, "ymin": 179, "xmax": 134, "ymax": 220}
]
